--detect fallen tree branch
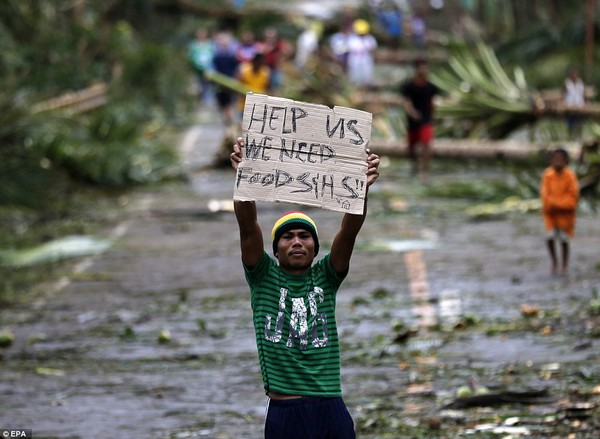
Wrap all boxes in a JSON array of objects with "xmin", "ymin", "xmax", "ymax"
[
  {"xmin": 442, "ymin": 388, "xmax": 558, "ymax": 410},
  {"xmin": 31, "ymin": 83, "xmax": 108, "ymax": 115}
]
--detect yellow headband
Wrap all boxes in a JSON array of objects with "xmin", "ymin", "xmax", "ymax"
[{"xmin": 271, "ymin": 211, "xmax": 319, "ymax": 255}]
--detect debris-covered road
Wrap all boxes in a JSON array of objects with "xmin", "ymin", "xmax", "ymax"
[{"xmin": 1, "ymin": 107, "xmax": 599, "ymax": 438}]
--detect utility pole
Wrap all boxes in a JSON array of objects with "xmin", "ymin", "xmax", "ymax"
[{"xmin": 585, "ymin": 0, "xmax": 595, "ymax": 82}]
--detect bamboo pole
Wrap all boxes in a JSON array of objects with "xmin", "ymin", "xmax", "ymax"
[
  {"xmin": 370, "ymin": 138, "xmax": 581, "ymax": 160},
  {"xmin": 31, "ymin": 83, "xmax": 108, "ymax": 114}
]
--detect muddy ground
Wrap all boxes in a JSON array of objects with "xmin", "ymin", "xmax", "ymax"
[{"xmin": 1, "ymin": 106, "xmax": 599, "ymax": 439}]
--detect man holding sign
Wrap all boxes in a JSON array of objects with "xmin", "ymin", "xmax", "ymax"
[
  {"xmin": 230, "ymin": 94, "xmax": 380, "ymax": 439},
  {"xmin": 231, "ymin": 96, "xmax": 379, "ymax": 439}
]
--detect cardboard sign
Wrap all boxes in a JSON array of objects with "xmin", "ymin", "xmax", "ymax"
[{"xmin": 233, "ymin": 93, "xmax": 372, "ymax": 214}]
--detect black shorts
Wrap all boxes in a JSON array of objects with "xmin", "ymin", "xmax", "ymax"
[{"xmin": 265, "ymin": 396, "xmax": 355, "ymax": 439}]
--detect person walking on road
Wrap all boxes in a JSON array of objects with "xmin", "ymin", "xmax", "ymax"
[
  {"xmin": 187, "ymin": 29, "xmax": 215, "ymax": 104},
  {"xmin": 257, "ymin": 27, "xmax": 292, "ymax": 93},
  {"xmin": 401, "ymin": 57, "xmax": 440, "ymax": 183},
  {"xmin": 541, "ymin": 148, "xmax": 579, "ymax": 275},
  {"xmin": 212, "ymin": 30, "xmax": 240, "ymax": 126},
  {"xmin": 229, "ymin": 136, "xmax": 380, "ymax": 439}
]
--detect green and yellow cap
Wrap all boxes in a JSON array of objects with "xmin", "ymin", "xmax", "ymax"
[{"xmin": 271, "ymin": 211, "xmax": 319, "ymax": 255}]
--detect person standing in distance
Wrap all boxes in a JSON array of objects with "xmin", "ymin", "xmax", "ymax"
[
  {"xmin": 401, "ymin": 57, "xmax": 441, "ymax": 183},
  {"xmin": 346, "ymin": 19, "xmax": 378, "ymax": 87},
  {"xmin": 187, "ymin": 29, "xmax": 215, "ymax": 104},
  {"xmin": 541, "ymin": 148, "xmax": 579, "ymax": 275},
  {"xmin": 563, "ymin": 66, "xmax": 586, "ymax": 140},
  {"xmin": 230, "ymin": 137, "xmax": 380, "ymax": 439},
  {"xmin": 212, "ymin": 30, "xmax": 240, "ymax": 126}
]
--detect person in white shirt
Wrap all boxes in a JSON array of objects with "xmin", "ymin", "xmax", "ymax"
[
  {"xmin": 346, "ymin": 19, "xmax": 378, "ymax": 87},
  {"xmin": 564, "ymin": 66, "xmax": 585, "ymax": 139}
]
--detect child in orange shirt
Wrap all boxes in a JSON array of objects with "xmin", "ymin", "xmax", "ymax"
[{"xmin": 540, "ymin": 148, "xmax": 579, "ymax": 275}]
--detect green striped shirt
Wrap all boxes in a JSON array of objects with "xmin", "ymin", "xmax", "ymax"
[{"xmin": 244, "ymin": 251, "xmax": 347, "ymax": 396}]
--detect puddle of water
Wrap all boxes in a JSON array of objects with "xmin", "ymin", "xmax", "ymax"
[
  {"xmin": 207, "ymin": 199, "xmax": 235, "ymax": 213},
  {"xmin": 438, "ymin": 288, "xmax": 463, "ymax": 326},
  {"xmin": 405, "ymin": 250, "xmax": 436, "ymax": 327},
  {"xmin": 439, "ymin": 332, "xmax": 594, "ymax": 367},
  {"xmin": 362, "ymin": 239, "xmax": 438, "ymax": 253}
]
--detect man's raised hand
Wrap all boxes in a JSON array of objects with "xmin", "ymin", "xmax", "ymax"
[
  {"xmin": 230, "ymin": 137, "xmax": 244, "ymax": 170},
  {"xmin": 365, "ymin": 148, "xmax": 380, "ymax": 188}
]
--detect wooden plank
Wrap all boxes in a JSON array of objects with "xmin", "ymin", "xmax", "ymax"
[{"xmin": 373, "ymin": 47, "xmax": 448, "ymax": 64}]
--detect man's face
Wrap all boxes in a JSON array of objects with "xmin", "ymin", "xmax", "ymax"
[
  {"xmin": 275, "ymin": 229, "xmax": 316, "ymax": 272},
  {"xmin": 416, "ymin": 62, "xmax": 428, "ymax": 78}
]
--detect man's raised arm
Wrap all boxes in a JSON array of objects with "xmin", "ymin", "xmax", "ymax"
[
  {"xmin": 330, "ymin": 150, "xmax": 380, "ymax": 275},
  {"xmin": 231, "ymin": 137, "xmax": 264, "ymax": 269}
]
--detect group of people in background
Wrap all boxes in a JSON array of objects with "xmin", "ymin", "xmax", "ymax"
[
  {"xmin": 187, "ymin": 12, "xmax": 401, "ymax": 125},
  {"xmin": 370, "ymin": 0, "xmax": 428, "ymax": 47},
  {"xmin": 186, "ymin": 0, "xmax": 436, "ymax": 125},
  {"xmin": 187, "ymin": 27, "xmax": 291, "ymax": 125}
]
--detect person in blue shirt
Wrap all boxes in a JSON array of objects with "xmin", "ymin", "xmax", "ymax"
[{"xmin": 212, "ymin": 30, "xmax": 240, "ymax": 125}]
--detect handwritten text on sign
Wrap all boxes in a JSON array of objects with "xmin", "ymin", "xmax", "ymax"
[{"xmin": 233, "ymin": 93, "xmax": 372, "ymax": 214}]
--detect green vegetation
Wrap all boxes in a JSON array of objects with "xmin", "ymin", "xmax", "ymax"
[
  {"xmin": 0, "ymin": 0, "xmax": 194, "ymax": 213},
  {"xmin": 0, "ymin": 1, "xmax": 197, "ymax": 301},
  {"xmin": 432, "ymin": 42, "xmax": 532, "ymax": 139},
  {"xmin": 0, "ymin": 329, "xmax": 15, "ymax": 348}
]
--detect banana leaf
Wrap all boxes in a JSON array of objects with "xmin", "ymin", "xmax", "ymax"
[{"xmin": 431, "ymin": 42, "xmax": 535, "ymax": 139}]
